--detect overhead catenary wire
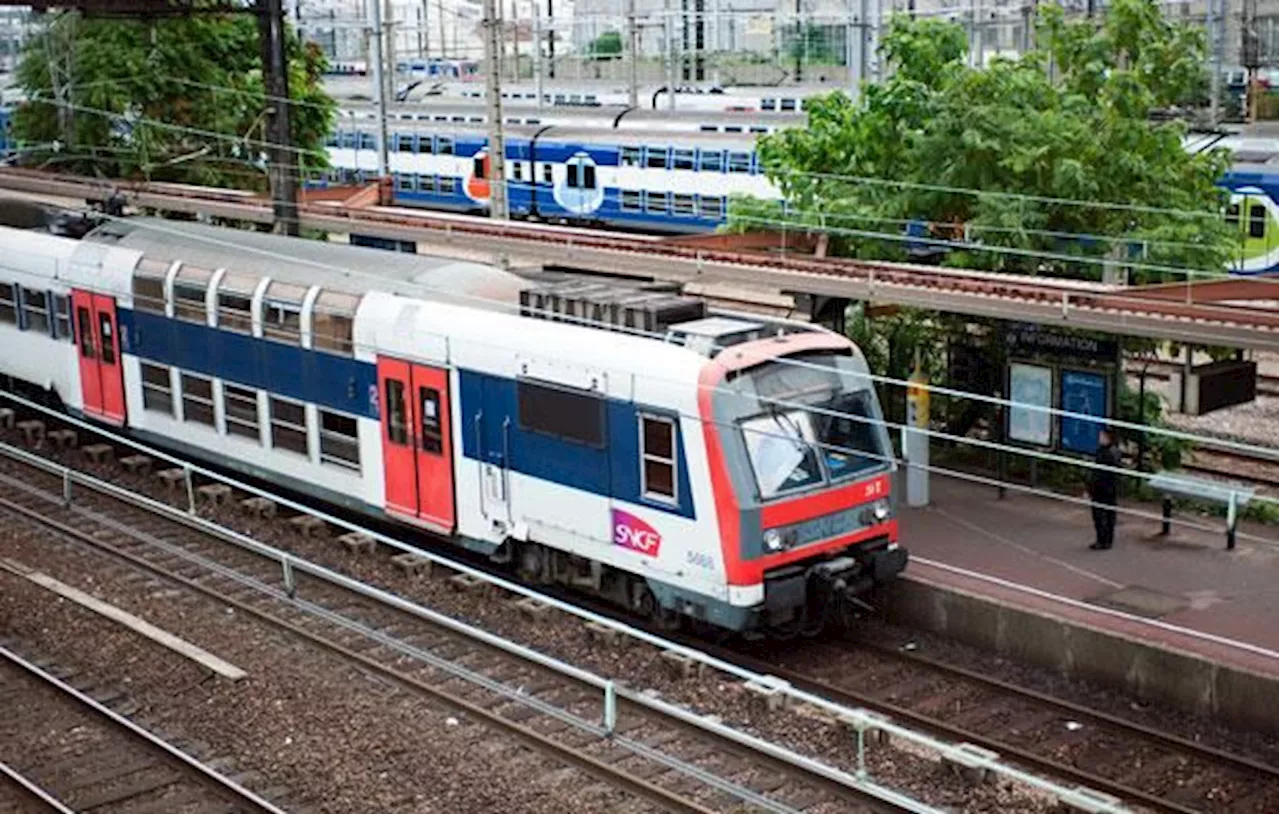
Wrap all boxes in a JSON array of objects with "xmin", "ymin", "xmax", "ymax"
[{"xmin": 20, "ymin": 196, "xmax": 1275, "ymax": 498}]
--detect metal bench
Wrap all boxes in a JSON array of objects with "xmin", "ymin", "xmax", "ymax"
[{"xmin": 1147, "ymin": 472, "xmax": 1256, "ymax": 550}]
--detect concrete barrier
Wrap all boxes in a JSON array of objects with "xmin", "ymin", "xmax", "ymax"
[{"xmin": 881, "ymin": 574, "xmax": 1278, "ymax": 733}]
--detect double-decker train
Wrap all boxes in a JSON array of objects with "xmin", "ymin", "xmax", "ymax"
[{"xmin": 0, "ymin": 217, "xmax": 906, "ymax": 635}]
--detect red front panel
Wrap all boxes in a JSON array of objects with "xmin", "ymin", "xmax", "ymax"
[
  {"xmin": 72, "ymin": 290, "xmax": 103, "ymax": 418},
  {"xmin": 377, "ymin": 357, "xmax": 419, "ymax": 517},
  {"xmin": 410, "ymin": 364, "xmax": 455, "ymax": 532},
  {"xmin": 92, "ymin": 294, "xmax": 126, "ymax": 425}
]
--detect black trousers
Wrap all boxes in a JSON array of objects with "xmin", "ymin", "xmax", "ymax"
[{"xmin": 1092, "ymin": 504, "xmax": 1116, "ymax": 548}]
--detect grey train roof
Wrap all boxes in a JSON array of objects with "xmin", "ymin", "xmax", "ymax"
[{"xmin": 84, "ymin": 218, "xmax": 527, "ymax": 312}]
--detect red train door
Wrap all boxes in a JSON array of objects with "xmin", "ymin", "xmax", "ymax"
[
  {"xmin": 72, "ymin": 290, "xmax": 126, "ymax": 425},
  {"xmin": 377, "ymin": 357, "xmax": 455, "ymax": 533}
]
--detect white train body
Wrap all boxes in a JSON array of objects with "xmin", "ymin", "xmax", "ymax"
[{"xmin": 0, "ymin": 219, "xmax": 905, "ymax": 632}]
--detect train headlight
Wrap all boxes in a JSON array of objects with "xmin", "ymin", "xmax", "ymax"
[
  {"xmin": 763, "ymin": 528, "xmax": 784, "ymax": 552},
  {"xmin": 872, "ymin": 499, "xmax": 891, "ymax": 522}
]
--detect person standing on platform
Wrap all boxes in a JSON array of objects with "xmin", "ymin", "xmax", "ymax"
[{"xmin": 1088, "ymin": 427, "xmax": 1121, "ymax": 550}]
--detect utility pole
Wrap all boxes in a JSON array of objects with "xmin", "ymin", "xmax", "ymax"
[
  {"xmin": 546, "ymin": 0, "xmax": 554, "ymax": 78},
  {"xmin": 369, "ymin": 0, "xmax": 390, "ymax": 177},
  {"xmin": 665, "ymin": 3, "xmax": 677, "ymax": 110},
  {"xmin": 533, "ymin": 0, "xmax": 544, "ymax": 107},
  {"xmin": 794, "ymin": 0, "xmax": 802, "ymax": 82},
  {"xmin": 483, "ymin": 0, "xmax": 508, "ymax": 219},
  {"xmin": 1242, "ymin": 0, "xmax": 1261, "ymax": 122},
  {"xmin": 258, "ymin": 0, "xmax": 299, "ymax": 235},
  {"xmin": 420, "ymin": 0, "xmax": 428, "ymax": 58},
  {"xmin": 1209, "ymin": 0, "xmax": 1223, "ymax": 124},
  {"xmin": 437, "ymin": 0, "xmax": 446, "ymax": 56},
  {"xmin": 626, "ymin": 0, "xmax": 638, "ymax": 108}
]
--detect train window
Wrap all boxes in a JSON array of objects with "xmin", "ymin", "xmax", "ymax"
[
  {"xmin": 141, "ymin": 362, "xmax": 173, "ymax": 415},
  {"xmin": 420, "ymin": 137, "xmax": 434, "ymax": 155},
  {"xmin": 780, "ymin": 98, "xmax": 797, "ymax": 111},
  {"xmin": 396, "ymin": 134, "xmax": 416, "ymax": 153},
  {"xmin": 566, "ymin": 163, "xmax": 579, "ymax": 188},
  {"xmin": 1226, "ymin": 203, "xmax": 1240, "ymax": 227},
  {"xmin": 98, "ymin": 313, "xmax": 115, "ymax": 364},
  {"xmin": 473, "ymin": 154, "xmax": 486, "ymax": 179},
  {"xmin": 451, "ymin": 115, "xmax": 464, "ymax": 123},
  {"xmin": 312, "ymin": 290, "xmax": 359, "ymax": 355},
  {"xmin": 0, "ymin": 282, "xmax": 16, "ymax": 325},
  {"xmin": 132, "ymin": 257, "xmax": 170, "ymax": 315},
  {"xmin": 341, "ymin": 132, "xmax": 357, "ymax": 149},
  {"xmin": 438, "ymin": 137, "xmax": 454, "ymax": 155},
  {"xmin": 645, "ymin": 147, "xmax": 668, "ymax": 169},
  {"xmin": 419, "ymin": 174, "xmax": 437, "ymax": 192},
  {"xmin": 21, "ymin": 288, "xmax": 49, "ymax": 334},
  {"xmin": 325, "ymin": 133, "xmax": 339, "ymax": 148},
  {"xmin": 173, "ymin": 265, "xmax": 213, "ymax": 324},
  {"xmin": 223, "ymin": 383, "xmax": 260, "ymax": 440},
  {"xmin": 440, "ymin": 177, "xmax": 457, "ymax": 194},
  {"xmin": 385, "ymin": 379, "xmax": 408, "ymax": 445},
  {"xmin": 672, "ymin": 194, "xmax": 695, "ymax": 216},
  {"xmin": 699, "ymin": 125, "xmax": 718, "ymax": 132},
  {"xmin": 699, "ymin": 150, "xmax": 723, "ymax": 172},
  {"xmin": 517, "ymin": 380, "xmax": 605, "ymax": 448},
  {"xmin": 360, "ymin": 133, "xmax": 377, "ymax": 150},
  {"xmin": 269, "ymin": 396, "xmax": 308, "ymax": 455},
  {"xmin": 672, "ymin": 150, "xmax": 694, "ymax": 171},
  {"xmin": 419, "ymin": 387, "xmax": 442, "ymax": 454},
  {"xmin": 1249, "ymin": 204, "xmax": 1266, "ymax": 238},
  {"xmin": 512, "ymin": 162, "xmax": 523, "ymax": 182},
  {"xmin": 216, "ymin": 271, "xmax": 257, "ymax": 334},
  {"xmin": 180, "ymin": 373, "xmax": 215, "ymax": 427},
  {"xmin": 761, "ymin": 98, "xmax": 777, "ymax": 111},
  {"xmin": 750, "ymin": 125, "xmax": 768, "ymax": 133},
  {"xmin": 554, "ymin": 94, "xmax": 566, "ymax": 105},
  {"xmin": 319, "ymin": 409, "xmax": 361, "ymax": 471},
  {"xmin": 727, "ymin": 152, "xmax": 751, "ymax": 173},
  {"xmin": 53, "ymin": 294, "xmax": 71, "ymax": 340},
  {"xmin": 397, "ymin": 173, "xmax": 415, "ymax": 192},
  {"xmin": 620, "ymin": 146, "xmax": 641, "ymax": 167},
  {"xmin": 76, "ymin": 306, "xmax": 93, "ymax": 357},
  {"xmin": 583, "ymin": 164, "xmax": 596, "ymax": 189},
  {"xmin": 640, "ymin": 414, "xmax": 676, "ymax": 501},
  {"xmin": 621, "ymin": 190, "xmax": 642, "ymax": 211},
  {"xmin": 261, "ymin": 281, "xmax": 306, "ymax": 344},
  {"xmin": 644, "ymin": 191, "xmax": 668, "ymax": 213},
  {"xmin": 698, "ymin": 195, "xmax": 725, "ymax": 219},
  {"xmin": 543, "ymin": 164, "xmax": 553, "ymax": 184},
  {"xmin": 724, "ymin": 125, "xmax": 742, "ymax": 133}
]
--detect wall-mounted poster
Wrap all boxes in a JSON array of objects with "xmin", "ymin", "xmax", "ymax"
[
  {"xmin": 1060, "ymin": 369, "xmax": 1108, "ymax": 454},
  {"xmin": 1008, "ymin": 362, "xmax": 1053, "ymax": 446}
]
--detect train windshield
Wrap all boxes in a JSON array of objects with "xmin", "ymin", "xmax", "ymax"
[{"xmin": 725, "ymin": 350, "xmax": 890, "ymax": 500}]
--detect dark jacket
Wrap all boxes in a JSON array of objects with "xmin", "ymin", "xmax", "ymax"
[{"xmin": 1090, "ymin": 442, "xmax": 1122, "ymax": 505}]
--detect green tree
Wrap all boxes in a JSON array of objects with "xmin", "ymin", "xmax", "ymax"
[
  {"xmin": 589, "ymin": 30, "xmax": 623, "ymax": 60},
  {"xmin": 13, "ymin": 11, "xmax": 335, "ymax": 189},
  {"xmin": 731, "ymin": 0, "xmax": 1233, "ymax": 285}
]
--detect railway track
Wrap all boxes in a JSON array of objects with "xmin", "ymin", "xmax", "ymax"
[
  {"xmin": 1182, "ymin": 448, "xmax": 1279, "ymax": 489},
  {"xmin": 0, "ymin": 643, "xmax": 286, "ymax": 814},
  {"xmin": 0, "ymin": 444, "xmax": 921, "ymax": 814},
  {"xmin": 719, "ymin": 637, "xmax": 1279, "ymax": 814}
]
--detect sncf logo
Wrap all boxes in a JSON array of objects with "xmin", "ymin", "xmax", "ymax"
[{"xmin": 612, "ymin": 509, "xmax": 662, "ymax": 557}]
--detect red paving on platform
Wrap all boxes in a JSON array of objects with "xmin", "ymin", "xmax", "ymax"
[{"xmin": 899, "ymin": 475, "xmax": 1279, "ymax": 677}]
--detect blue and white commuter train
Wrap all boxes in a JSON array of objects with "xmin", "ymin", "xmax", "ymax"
[{"xmin": 0, "ymin": 218, "xmax": 906, "ymax": 634}]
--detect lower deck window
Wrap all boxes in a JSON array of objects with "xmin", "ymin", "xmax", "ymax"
[
  {"xmin": 181, "ymin": 373, "xmax": 215, "ymax": 426},
  {"xmin": 319, "ymin": 409, "xmax": 360, "ymax": 471},
  {"xmin": 270, "ymin": 396, "xmax": 308, "ymax": 455},
  {"xmin": 620, "ymin": 189, "xmax": 641, "ymax": 212},
  {"xmin": 141, "ymin": 362, "xmax": 173, "ymax": 415},
  {"xmin": 22, "ymin": 288, "xmax": 49, "ymax": 334},
  {"xmin": 52, "ymin": 294, "xmax": 71, "ymax": 340},
  {"xmin": 223, "ymin": 383, "xmax": 260, "ymax": 440},
  {"xmin": 672, "ymin": 194, "xmax": 695, "ymax": 216}
]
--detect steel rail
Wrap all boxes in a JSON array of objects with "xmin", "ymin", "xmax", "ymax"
[
  {"xmin": 0, "ymin": 459, "xmax": 929, "ymax": 814},
  {"xmin": 0, "ymin": 645, "xmax": 290, "ymax": 814},
  {"xmin": 711, "ymin": 640, "xmax": 1275, "ymax": 814},
  {"xmin": 0, "ymin": 168, "xmax": 1274, "ymax": 350},
  {"xmin": 0, "ymin": 761, "xmax": 78, "ymax": 814}
]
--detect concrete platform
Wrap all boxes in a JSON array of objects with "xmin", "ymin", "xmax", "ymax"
[{"xmin": 888, "ymin": 475, "xmax": 1278, "ymax": 730}]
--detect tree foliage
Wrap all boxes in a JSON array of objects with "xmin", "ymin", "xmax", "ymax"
[
  {"xmin": 730, "ymin": 0, "xmax": 1233, "ymax": 284},
  {"xmin": 13, "ymin": 11, "xmax": 335, "ymax": 190},
  {"xmin": 589, "ymin": 30, "xmax": 623, "ymax": 60}
]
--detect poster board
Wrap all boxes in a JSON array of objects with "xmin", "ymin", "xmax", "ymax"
[
  {"xmin": 1060, "ymin": 369, "xmax": 1109, "ymax": 454},
  {"xmin": 1008, "ymin": 362, "xmax": 1053, "ymax": 446}
]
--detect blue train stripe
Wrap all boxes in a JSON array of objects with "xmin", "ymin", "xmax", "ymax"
[{"xmin": 119, "ymin": 309, "xmax": 695, "ymax": 519}]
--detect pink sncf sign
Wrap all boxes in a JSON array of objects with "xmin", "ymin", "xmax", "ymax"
[{"xmin": 612, "ymin": 509, "xmax": 662, "ymax": 557}]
